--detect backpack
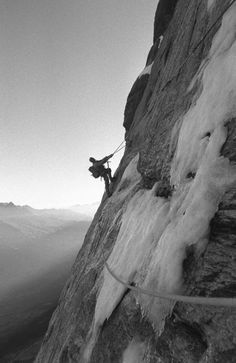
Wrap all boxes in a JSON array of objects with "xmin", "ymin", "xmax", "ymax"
[{"xmin": 89, "ymin": 166, "xmax": 100, "ymax": 178}]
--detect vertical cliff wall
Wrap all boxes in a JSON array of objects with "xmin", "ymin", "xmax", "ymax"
[{"xmin": 36, "ymin": 1, "xmax": 236, "ymax": 362}]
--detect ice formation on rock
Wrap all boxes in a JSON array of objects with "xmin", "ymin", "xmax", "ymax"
[
  {"xmin": 83, "ymin": 4, "xmax": 236, "ymax": 361},
  {"xmin": 141, "ymin": 0, "xmax": 236, "ymax": 327}
]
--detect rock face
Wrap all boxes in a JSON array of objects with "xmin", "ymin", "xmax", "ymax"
[
  {"xmin": 36, "ymin": 1, "xmax": 236, "ymax": 362},
  {"xmin": 123, "ymin": 73, "xmax": 149, "ymax": 133}
]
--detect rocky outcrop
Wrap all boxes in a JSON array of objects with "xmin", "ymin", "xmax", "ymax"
[
  {"xmin": 36, "ymin": 1, "xmax": 236, "ymax": 362},
  {"xmin": 124, "ymin": 0, "xmax": 179, "ymax": 133},
  {"xmin": 153, "ymin": 0, "xmax": 179, "ymax": 43},
  {"xmin": 123, "ymin": 73, "xmax": 149, "ymax": 133},
  {"xmin": 124, "ymin": 0, "xmax": 180, "ymax": 133}
]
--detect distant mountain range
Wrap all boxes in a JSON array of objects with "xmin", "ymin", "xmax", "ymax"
[
  {"xmin": 0, "ymin": 201, "xmax": 94, "ymax": 295},
  {"xmin": 0, "ymin": 201, "xmax": 98, "ymax": 220},
  {"xmin": 0, "ymin": 201, "xmax": 94, "ymax": 361}
]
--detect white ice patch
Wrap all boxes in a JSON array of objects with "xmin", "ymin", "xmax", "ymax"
[
  {"xmin": 82, "ymin": 185, "xmax": 170, "ymax": 361},
  {"xmin": 112, "ymin": 153, "xmax": 141, "ymax": 201},
  {"xmin": 94, "ymin": 186, "xmax": 169, "ymax": 326},
  {"xmin": 119, "ymin": 153, "xmax": 140, "ymax": 183},
  {"xmin": 122, "ymin": 339, "xmax": 145, "ymax": 363},
  {"xmin": 83, "ymin": 4, "xmax": 236, "ymax": 360},
  {"xmin": 138, "ymin": 63, "xmax": 153, "ymax": 79}
]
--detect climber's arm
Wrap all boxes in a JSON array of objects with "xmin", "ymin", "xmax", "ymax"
[{"xmin": 96, "ymin": 154, "xmax": 113, "ymax": 165}]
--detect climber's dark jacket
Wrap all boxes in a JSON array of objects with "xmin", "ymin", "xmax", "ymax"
[
  {"xmin": 89, "ymin": 154, "xmax": 114, "ymax": 196},
  {"xmin": 89, "ymin": 154, "xmax": 113, "ymax": 178}
]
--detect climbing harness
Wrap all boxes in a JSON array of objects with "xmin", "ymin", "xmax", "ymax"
[
  {"xmin": 162, "ymin": 0, "xmax": 236, "ymax": 90},
  {"xmin": 102, "ymin": 250, "xmax": 236, "ymax": 307}
]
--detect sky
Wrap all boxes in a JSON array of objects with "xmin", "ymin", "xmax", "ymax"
[{"xmin": 0, "ymin": 0, "xmax": 158, "ymax": 209}]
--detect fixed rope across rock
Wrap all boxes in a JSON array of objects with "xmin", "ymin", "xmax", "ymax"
[{"xmin": 102, "ymin": 250, "xmax": 236, "ymax": 308}]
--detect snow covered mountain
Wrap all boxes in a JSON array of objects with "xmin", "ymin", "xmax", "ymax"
[{"xmin": 36, "ymin": 1, "xmax": 236, "ymax": 362}]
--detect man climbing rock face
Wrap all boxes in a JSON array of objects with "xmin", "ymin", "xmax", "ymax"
[{"xmin": 89, "ymin": 154, "xmax": 115, "ymax": 197}]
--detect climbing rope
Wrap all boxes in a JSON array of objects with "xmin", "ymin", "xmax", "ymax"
[
  {"xmin": 113, "ymin": 140, "xmax": 126, "ymax": 155},
  {"xmin": 103, "ymin": 253, "xmax": 236, "ymax": 307},
  {"xmin": 113, "ymin": 145, "xmax": 126, "ymax": 155},
  {"xmin": 161, "ymin": 0, "xmax": 236, "ymax": 90}
]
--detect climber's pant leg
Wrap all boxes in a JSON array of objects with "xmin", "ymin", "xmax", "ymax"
[
  {"xmin": 107, "ymin": 168, "xmax": 115, "ymax": 182},
  {"xmin": 103, "ymin": 174, "xmax": 111, "ymax": 197}
]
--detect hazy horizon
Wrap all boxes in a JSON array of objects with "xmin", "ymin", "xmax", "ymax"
[
  {"xmin": 0, "ymin": 0, "xmax": 158, "ymax": 209},
  {"xmin": 0, "ymin": 200, "xmax": 91, "ymax": 359},
  {"xmin": 0, "ymin": 199, "xmax": 99, "ymax": 211}
]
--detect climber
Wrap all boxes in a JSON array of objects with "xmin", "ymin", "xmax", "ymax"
[{"xmin": 89, "ymin": 154, "xmax": 115, "ymax": 197}]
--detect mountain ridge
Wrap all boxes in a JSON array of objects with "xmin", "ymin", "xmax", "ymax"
[{"xmin": 0, "ymin": 201, "xmax": 95, "ymax": 220}]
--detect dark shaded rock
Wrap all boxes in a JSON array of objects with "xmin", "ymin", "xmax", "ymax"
[
  {"xmin": 89, "ymin": 294, "xmax": 154, "ymax": 363},
  {"xmin": 186, "ymin": 171, "xmax": 196, "ymax": 179},
  {"xmin": 123, "ymin": 74, "xmax": 149, "ymax": 132},
  {"xmin": 155, "ymin": 318, "xmax": 208, "ymax": 362},
  {"xmin": 153, "ymin": 0, "xmax": 179, "ymax": 42},
  {"xmin": 123, "ymin": 0, "xmax": 181, "ymax": 134},
  {"xmin": 145, "ymin": 38, "xmax": 161, "ymax": 66},
  {"xmin": 221, "ymin": 118, "xmax": 236, "ymax": 162}
]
